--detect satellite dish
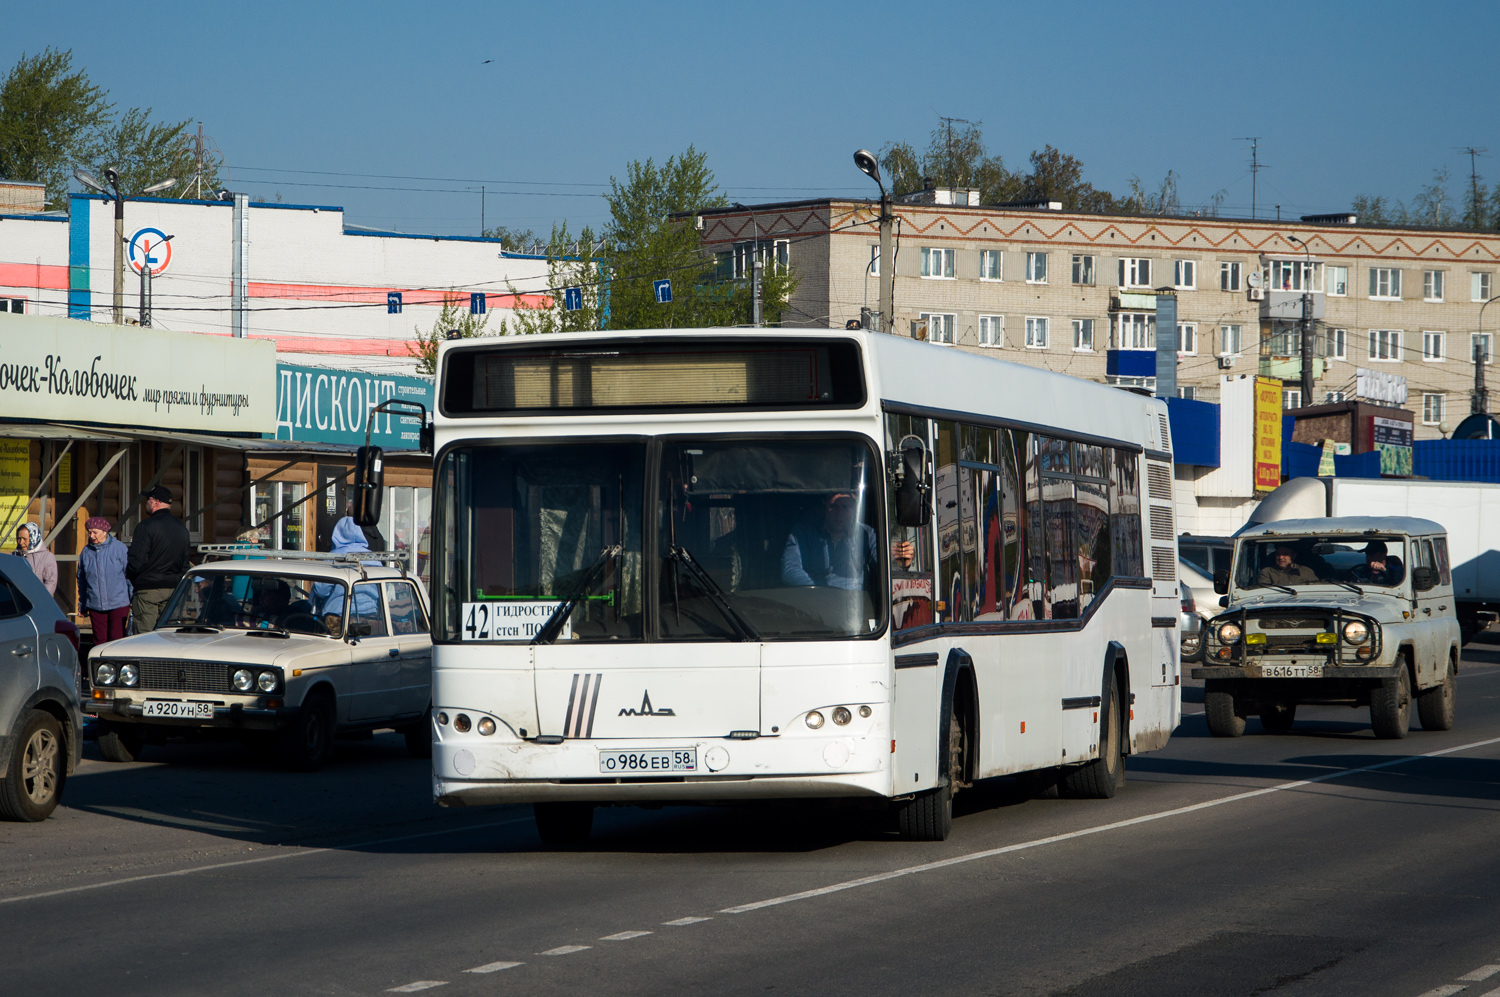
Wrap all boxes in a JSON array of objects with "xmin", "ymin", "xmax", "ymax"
[{"xmin": 1247, "ymin": 270, "xmax": 1263, "ymax": 288}]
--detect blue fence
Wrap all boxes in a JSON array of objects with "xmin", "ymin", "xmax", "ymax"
[{"xmin": 1413, "ymin": 439, "xmax": 1500, "ymax": 482}]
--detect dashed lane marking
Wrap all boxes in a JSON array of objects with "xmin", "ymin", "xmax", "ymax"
[
  {"xmin": 720, "ymin": 734, "xmax": 1500, "ymax": 915},
  {"xmin": 0, "ymin": 816, "xmax": 531, "ymax": 906},
  {"xmin": 1461, "ymin": 967, "xmax": 1500, "ymax": 982},
  {"xmin": 388, "ymin": 983, "xmax": 447, "ymax": 993},
  {"xmin": 601, "ymin": 930, "xmax": 653, "ymax": 941},
  {"xmin": 1415, "ymin": 986, "xmax": 1466, "ymax": 997},
  {"xmin": 464, "ymin": 962, "xmax": 523, "ymax": 974},
  {"xmin": 538, "ymin": 945, "xmax": 592, "ymax": 956},
  {"xmin": 663, "ymin": 916, "xmax": 711, "ymax": 925}
]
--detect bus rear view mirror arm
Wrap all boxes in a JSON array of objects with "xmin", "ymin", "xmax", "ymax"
[{"xmin": 891, "ymin": 439, "xmax": 931, "ymax": 528}]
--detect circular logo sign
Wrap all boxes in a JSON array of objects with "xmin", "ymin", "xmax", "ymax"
[{"xmin": 127, "ymin": 227, "xmax": 172, "ymax": 276}]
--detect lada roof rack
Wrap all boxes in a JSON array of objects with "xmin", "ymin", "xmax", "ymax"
[{"xmin": 193, "ymin": 544, "xmax": 410, "ymax": 578}]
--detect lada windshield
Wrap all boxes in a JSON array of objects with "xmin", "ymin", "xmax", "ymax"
[
  {"xmin": 1235, "ymin": 535, "xmax": 1408, "ymax": 592},
  {"xmin": 431, "ymin": 436, "xmax": 884, "ymax": 642},
  {"xmin": 158, "ymin": 572, "xmax": 348, "ymax": 636}
]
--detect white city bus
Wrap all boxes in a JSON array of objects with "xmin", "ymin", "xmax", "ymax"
[{"xmin": 424, "ymin": 329, "xmax": 1181, "ymax": 842}]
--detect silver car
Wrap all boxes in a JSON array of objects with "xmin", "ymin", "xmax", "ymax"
[{"xmin": 0, "ymin": 554, "xmax": 82, "ymax": 821}]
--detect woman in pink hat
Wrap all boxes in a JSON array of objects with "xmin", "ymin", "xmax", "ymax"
[{"xmin": 77, "ymin": 517, "xmax": 132, "ymax": 644}]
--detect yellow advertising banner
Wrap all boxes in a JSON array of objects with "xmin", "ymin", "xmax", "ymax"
[
  {"xmin": 1253, "ymin": 376, "xmax": 1284, "ymax": 492},
  {"xmin": 0, "ymin": 440, "xmax": 29, "ymax": 550}
]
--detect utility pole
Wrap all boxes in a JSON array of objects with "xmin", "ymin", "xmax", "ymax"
[
  {"xmin": 854, "ymin": 149, "xmax": 896, "ymax": 335},
  {"xmin": 138, "ymin": 234, "xmax": 173, "ymax": 327},
  {"xmin": 1289, "ymin": 235, "xmax": 1314, "ymax": 408},
  {"xmin": 194, "ymin": 123, "xmax": 205, "ymax": 199},
  {"xmin": 1236, "ymin": 138, "xmax": 1264, "ymax": 219},
  {"xmin": 936, "ymin": 116, "xmax": 975, "ymax": 187},
  {"xmin": 481, "ymin": 185, "xmax": 485, "ymax": 234},
  {"xmin": 1478, "ymin": 295, "xmax": 1498, "ymax": 415},
  {"xmin": 1458, "ymin": 147, "xmax": 1488, "ymax": 228},
  {"xmin": 752, "ymin": 258, "xmax": 763, "ymax": 328}
]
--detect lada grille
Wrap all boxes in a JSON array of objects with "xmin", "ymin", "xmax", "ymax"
[{"xmin": 135, "ymin": 660, "xmax": 229, "ymax": 694}]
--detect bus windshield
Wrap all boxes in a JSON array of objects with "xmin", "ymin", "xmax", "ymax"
[{"xmin": 432, "ymin": 437, "xmax": 883, "ymax": 642}]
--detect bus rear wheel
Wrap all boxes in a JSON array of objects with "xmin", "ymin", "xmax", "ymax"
[
  {"xmin": 534, "ymin": 802, "xmax": 594, "ymax": 846},
  {"xmin": 1061, "ymin": 678, "xmax": 1122, "ymax": 799}
]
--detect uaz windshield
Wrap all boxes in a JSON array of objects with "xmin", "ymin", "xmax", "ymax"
[{"xmin": 1234, "ymin": 536, "xmax": 1408, "ymax": 591}]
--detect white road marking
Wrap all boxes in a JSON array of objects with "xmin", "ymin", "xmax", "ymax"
[
  {"xmin": 538, "ymin": 945, "xmax": 592, "ymax": 956},
  {"xmin": 0, "ymin": 816, "xmax": 531, "ymax": 906},
  {"xmin": 720, "ymin": 734, "xmax": 1500, "ymax": 915},
  {"xmin": 663, "ymin": 916, "xmax": 711, "ymax": 925},
  {"xmin": 1461, "ymin": 967, "xmax": 1500, "ymax": 982},
  {"xmin": 464, "ymin": 961, "xmax": 523, "ymax": 974},
  {"xmin": 601, "ymin": 930, "xmax": 652, "ymax": 941},
  {"xmin": 388, "ymin": 983, "xmax": 447, "ymax": 993},
  {"xmin": 1477, "ymin": 987, "xmax": 1500, "ymax": 997},
  {"xmin": 1415, "ymin": 986, "xmax": 1466, "ymax": 997}
]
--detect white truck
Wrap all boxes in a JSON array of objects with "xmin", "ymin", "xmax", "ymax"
[{"xmin": 1248, "ymin": 477, "xmax": 1500, "ymax": 643}]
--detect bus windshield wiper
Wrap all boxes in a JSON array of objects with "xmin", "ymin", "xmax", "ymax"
[
  {"xmin": 667, "ymin": 545, "xmax": 760, "ymax": 641},
  {"xmin": 532, "ymin": 545, "xmax": 621, "ymax": 645}
]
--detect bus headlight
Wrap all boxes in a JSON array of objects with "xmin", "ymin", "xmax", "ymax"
[
  {"xmin": 832, "ymin": 707, "xmax": 852, "ymax": 726},
  {"xmin": 805, "ymin": 711, "xmax": 824, "ymax": 729},
  {"xmin": 1217, "ymin": 623, "xmax": 1242, "ymax": 645},
  {"xmin": 1343, "ymin": 620, "xmax": 1370, "ymax": 645},
  {"xmin": 478, "ymin": 718, "xmax": 496, "ymax": 736}
]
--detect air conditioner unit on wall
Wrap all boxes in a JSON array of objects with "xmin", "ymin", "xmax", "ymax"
[
  {"xmin": 1217, "ymin": 355, "xmax": 1236, "ymax": 369},
  {"xmin": 1248, "ymin": 287, "xmax": 1264, "ymax": 301}
]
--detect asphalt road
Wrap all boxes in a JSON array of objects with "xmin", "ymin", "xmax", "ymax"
[{"xmin": 5, "ymin": 637, "xmax": 1500, "ymax": 997}]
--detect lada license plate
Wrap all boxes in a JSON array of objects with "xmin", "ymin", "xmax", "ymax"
[
  {"xmin": 143, "ymin": 700, "xmax": 214, "ymax": 719},
  {"xmin": 599, "ymin": 749, "xmax": 697, "ymax": 774},
  {"xmin": 1260, "ymin": 664, "xmax": 1323, "ymax": 679}
]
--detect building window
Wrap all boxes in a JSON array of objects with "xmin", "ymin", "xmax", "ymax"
[
  {"xmin": 251, "ymin": 481, "xmax": 308, "ymax": 551},
  {"xmin": 1329, "ymin": 327, "xmax": 1348, "ymax": 360},
  {"xmin": 921, "ymin": 247, "xmax": 955, "ymax": 279},
  {"xmin": 1474, "ymin": 272, "xmax": 1494, "ymax": 302},
  {"xmin": 1423, "ymin": 393, "xmax": 1445, "ymax": 425},
  {"xmin": 1324, "ymin": 390, "xmax": 1348, "ymax": 403},
  {"xmin": 1219, "ymin": 261, "xmax": 1241, "ymax": 292},
  {"xmin": 1173, "ymin": 260, "xmax": 1196, "ymax": 289},
  {"xmin": 1284, "ymin": 389, "xmax": 1303, "ymax": 411},
  {"xmin": 1116, "ymin": 312, "xmax": 1153, "ymax": 350},
  {"xmin": 1268, "ymin": 259, "xmax": 1317, "ymax": 291},
  {"xmin": 1424, "ymin": 270, "xmax": 1445, "ymax": 302},
  {"xmin": 1370, "ymin": 267, "xmax": 1402, "ymax": 299},
  {"xmin": 378, "ymin": 485, "xmax": 434, "ymax": 583},
  {"xmin": 1072, "ymin": 318, "xmax": 1095, "ymax": 352},
  {"xmin": 1327, "ymin": 265, "xmax": 1348, "ymax": 296},
  {"xmin": 1072, "ymin": 254, "xmax": 1095, "ymax": 285},
  {"xmin": 1219, "ymin": 324, "xmax": 1242, "ymax": 356},
  {"xmin": 868, "ymin": 245, "xmax": 881, "ymax": 276},
  {"xmin": 1473, "ymin": 332, "xmax": 1494, "ymax": 365},
  {"xmin": 1176, "ymin": 386, "xmax": 1197, "ymax": 400},
  {"xmin": 1369, "ymin": 329, "xmax": 1403, "ymax": 362},
  {"xmin": 918, "ymin": 312, "xmax": 955, "ymax": 343},
  {"xmin": 1025, "ymin": 252, "xmax": 1048, "ymax": 284},
  {"xmin": 1422, "ymin": 331, "xmax": 1445, "ymax": 362},
  {"xmin": 978, "ymin": 314, "xmax": 1004, "ymax": 347},
  {"xmin": 0, "ymin": 297, "xmax": 24, "ymax": 313},
  {"xmin": 1025, "ymin": 316, "xmax": 1048, "ymax": 349},
  {"xmin": 1119, "ymin": 258, "xmax": 1151, "ymax": 288},
  {"xmin": 980, "ymin": 249, "xmax": 1002, "ymax": 281},
  {"xmin": 769, "ymin": 239, "xmax": 789, "ymax": 272},
  {"xmin": 1176, "ymin": 322, "xmax": 1197, "ymax": 355}
]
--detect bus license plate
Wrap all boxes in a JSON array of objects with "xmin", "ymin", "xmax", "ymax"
[
  {"xmin": 599, "ymin": 749, "xmax": 697, "ymax": 774},
  {"xmin": 1260, "ymin": 664, "xmax": 1323, "ymax": 678},
  {"xmin": 143, "ymin": 700, "xmax": 214, "ymax": 719}
]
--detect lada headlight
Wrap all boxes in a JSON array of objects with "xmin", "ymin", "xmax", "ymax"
[
  {"xmin": 1342, "ymin": 620, "xmax": 1370, "ymax": 645},
  {"xmin": 1217, "ymin": 623, "xmax": 1242, "ymax": 644},
  {"xmin": 232, "ymin": 668, "xmax": 254, "ymax": 692},
  {"xmin": 94, "ymin": 662, "xmax": 116, "ymax": 686},
  {"xmin": 119, "ymin": 663, "xmax": 139, "ymax": 687},
  {"xmin": 257, "ymin": 670, "xmax": 279, "ymax": 693}
]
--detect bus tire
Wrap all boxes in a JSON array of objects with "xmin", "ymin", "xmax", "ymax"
[
  {"xmin": 534, "ymin": 802, "xmax": 593, "ymax": 845},
  {"xmin": 1417, "ymin": 658, "xmax": 1456, "ymax": 732},
  {"xmin": 1204, "ymin": 687, "xmax": 1246, "ymax": 738},
  {"xmin": 1260, "ymin": 702, "xmax": 1296, "ymax": 733},
  {"xmin": 1061, "ymin": 677, "xmax": 1122, "ymax": 799},
  {"xmin": 896, "ymin": 710, "xmax": 960, "ymax": 841},
  {"xmin": 1370, "ymin": 660, "xmax": 1412, "ymax": 739},
  {"xmin": 98, "ymin": 723, "xmax": 146, "ymax": 763}
]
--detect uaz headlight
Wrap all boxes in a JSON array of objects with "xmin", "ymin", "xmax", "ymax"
[
  {"xmin": 1216, "ymin": 622, "xmax": 1243, "ymax": 644},
  {"xmin": 1342, "ymin": 620, "xmax": 1370, "ymax": 645}
]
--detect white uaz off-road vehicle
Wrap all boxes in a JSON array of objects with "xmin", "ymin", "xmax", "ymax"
[
  {"xmin": 85, "ymin": 549, "xmax": 432, "ymax": 770},
  {"xmin": 1191, "ymin": 517, "xmax": 1460, "ymax": 739}
]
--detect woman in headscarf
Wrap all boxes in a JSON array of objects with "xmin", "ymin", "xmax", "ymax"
[
  {"xmin": 311, "ymin": 517, "xmax": 382, "ymax": 637},
  {"xmin": 78, "ymin": 517, "xmax": 133, "ymax": 644},
  {"xmin": 14, "ymin": 522, "xmax": 58, "ymax": 596}
]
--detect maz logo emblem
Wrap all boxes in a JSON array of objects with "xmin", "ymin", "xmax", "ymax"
[
  {"xmin": 619, "ymin": 691, "xmax": 675, "ymax": 718},
  {"xmin": 563, "ymin": 673, "xmax": 603, "ymax": 738}
]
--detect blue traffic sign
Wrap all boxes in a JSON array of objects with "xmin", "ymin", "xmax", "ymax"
[
  {"xmin": 387, "ymin": 291, "xmax": 403, "ymax": 314},
  {"xmin": 470, "ymin": 292, "xmax": 486, "ymax": 315},
  {"xmin": 563, "ymin": 287, "xmax": 584, "ymax": 311},
  {"xmin": 654, "ymin": 279, "xmax": 672, "ymax": 303}
]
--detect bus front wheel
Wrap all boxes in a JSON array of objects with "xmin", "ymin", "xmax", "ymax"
[{"xmin": 896, "ymin": 711, "xmax": 962, "ymax": 841}]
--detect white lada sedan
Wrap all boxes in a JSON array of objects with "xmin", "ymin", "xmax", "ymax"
[{"xmin": 86, "ymin": 551, "xmax": 432, "ymax": 770}]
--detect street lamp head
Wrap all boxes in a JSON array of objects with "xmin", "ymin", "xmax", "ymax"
[
  {"xmin": 853, "ymin": 149, "xmax": 884, "ymax": 191},
  {"xmin": 142, "ymin": 177, "xmax": 178, "ymax": 195},
  {"xmin": 73, "ymin": 167, "xmax": 108, "ymax": 194},
  {"xmin": 102, "ymin": 168, "xmax": 119, "ymax": 188}
]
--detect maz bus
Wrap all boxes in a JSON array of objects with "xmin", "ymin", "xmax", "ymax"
[{"xmin": 419, "ymin": 329, "xmax": 1181, "ymax": 842}]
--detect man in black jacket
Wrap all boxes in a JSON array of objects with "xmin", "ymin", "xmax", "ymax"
[{"xmin": 127, "ymin": 485, "xmax": 191, "ymax": 631}]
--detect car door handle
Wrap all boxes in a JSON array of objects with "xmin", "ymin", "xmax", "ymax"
[
  {"xmin": 12, "ymin": 645, "xmax": 33, "ymax": 656},
  {"xmin": 388, "ymin": 647, "xmax": 400, "ymax": 658}
]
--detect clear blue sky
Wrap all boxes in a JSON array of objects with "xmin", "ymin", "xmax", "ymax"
[{"xmin": 8, "ymin": 0, "xmax": 1498, "ymax": 236}]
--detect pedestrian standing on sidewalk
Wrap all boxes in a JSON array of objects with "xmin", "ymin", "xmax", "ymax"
[
  {"xmin": 14, "ymin": 522, "xmax": 58, "ymax": 596},
  {"xmin": 78, "ymin": 517, "xmax": 132, "ymax": 644},
  {"xmin": 126, "ymin": 485, "xmax": 190, "ymax": 632}
]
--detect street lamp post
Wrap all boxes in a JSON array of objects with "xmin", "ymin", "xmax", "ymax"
[
  {"xmin": 72, "ymin": 168, "xmax": 176, "ymax": 324},
  {"xmin": 139, "ymin": 234, "xmax": 174, "ymax": 328},
  {"xmin": 1477, "ymin": 294, "xmax": 1499, "ymax": 415},
  {"xmin": 732, "ymin": 203, "xmax": 762, "ymax": 327},
  {"xmin": 853, "ymin": 150, "xmax": 894, "ymax": 334},
  {"xmin": 1287, "ymin": 235, "xmax": 1314, "ymax": 408}
]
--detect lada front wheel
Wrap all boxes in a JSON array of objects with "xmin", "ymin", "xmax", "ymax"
[
  {"xmin": 0, "ymin": 710, "xmax": 66, "ymax": 821},
  {"xmin": 1417, "ymin": 659, "xmax": 1456, "ymax": 732},
  {"xmin": 98, "ymin": 723, "xmax": 146, "ymax": 763},
  {"xmin": 280, "ymin": 692, "xmax": 334, "ymax": 771},
  {"xmin": 1370, "ymin": 664, "xmax": 1412, "ymax": 739},
  {"xmin": 1204, "ymin": 686, "xmax": 1246, "ymax": 738}
]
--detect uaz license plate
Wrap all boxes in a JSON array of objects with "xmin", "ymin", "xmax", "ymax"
[
  {"xmin": 1260, "ymin": 664, "xmax": 1323, "ymax": 678},
  {"xmin": 143, "ymin": 700, "xmax": 215, "ymax": 719},
  {"xmin": 599, "ymin": 749, "xmax": 697, "ymax": 774}
]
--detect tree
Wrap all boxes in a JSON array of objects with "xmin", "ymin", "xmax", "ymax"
[
  {"xmin": 483, "ymin": 225, "xmax": 539, "ymax": 253},
  {"xmin": 1353, "ymin": 167, "xmax": 1462, "ymax": 229},
  {"xmin": 1021, "ymin": 146, "xmax": 1118, "ymax": 212},
  {"xmin": 0, "ymin": 48, "xmax": 111, "ymax": 208},
  {"xmin": 83, "ymin": 107, "xmax": 220, "ymax": 199},
  {"xmin": 499, "ymin": 222, "xmax": 608, "ymax": 335},
  {"xmin": 408, "ymin": 293, "xmax": 493, "ymax": 377},
  {"xmin": 879, "ymin": 121, "xmax": 1018, "ymax": 203}
]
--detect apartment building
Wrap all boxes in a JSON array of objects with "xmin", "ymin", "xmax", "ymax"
[{"xmin": 699, "ymin": 197, "xmax": 1500, "ymax": 441}]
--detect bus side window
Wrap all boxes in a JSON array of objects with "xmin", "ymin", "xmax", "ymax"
[
  {"xmin": 1041, "ymin": 438, "xmax": 1078, "ymax": 620},
  {"xmin": 1023, "ymin": 434, "xmax": 1046, "ymax": 619},
  {"xmin": 935, "ymin": 420, "xmax": 964, "ymax": 623},
  {"xmin": 1110, "ymin": 449, "xmax": 1144, "ymax": 578},
  {"xmin": 887, "ymin": 413, "xmax": 934, "ymax": 632},
  {"xmin": 998, "ymin": 429, "xmax": 1025, "ymax": 619}
]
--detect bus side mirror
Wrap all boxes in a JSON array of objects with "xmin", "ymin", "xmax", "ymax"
[
  {"xmin": 894, "ymin": 445, "xmax": 931, "ymax": 527},
  {"xmin": 1412, "ymin": 566, "xmax": 1436, "ymax": 592},
  {"xmin": 1213, "ymin": 569, "xmax": 1230, "ymax": 595},
  {"xmin": 353, "ymin": 446, "xmax": 384, "ymax": 527}
]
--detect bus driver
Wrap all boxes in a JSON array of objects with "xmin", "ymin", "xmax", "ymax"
[{"xmin": 781, "ymin": 493, "xmax": 913, "ymax": 589}]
